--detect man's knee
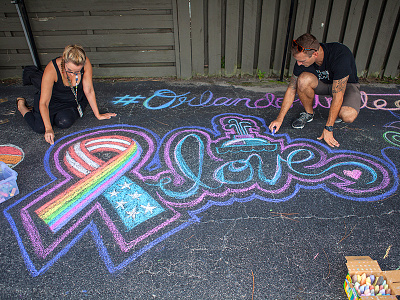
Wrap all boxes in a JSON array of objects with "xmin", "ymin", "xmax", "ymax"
[
  {"xmin": 340, "ymin": 106, "xmax": 358, "ymax": 123},
  {"xmin": 297, "ymin": 72, "xmax": 318, "ymax": 92}
]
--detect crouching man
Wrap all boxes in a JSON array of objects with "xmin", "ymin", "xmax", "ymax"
[{"xmin": 269, "ymin": 33, "xmax": 361, "ymax": 147}]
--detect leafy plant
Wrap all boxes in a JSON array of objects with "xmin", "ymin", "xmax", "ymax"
[{"xmin": 257, "ymin": 69, "xmax": 266, "ymax": 80}]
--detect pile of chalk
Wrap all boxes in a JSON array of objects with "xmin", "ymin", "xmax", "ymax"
[{"xmin": 351, "ymin": 273, "xmax": 391, "ymax": 296}]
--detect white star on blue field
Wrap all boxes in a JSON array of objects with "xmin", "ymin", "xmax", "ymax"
[{"xmin": 103, "ymin": 176, "xmax": 165, "ymax": 231}]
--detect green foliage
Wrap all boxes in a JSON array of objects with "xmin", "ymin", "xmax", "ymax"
[{"xmin": 257, "ymin": 69, "xmax": 266, "ymax": 80}]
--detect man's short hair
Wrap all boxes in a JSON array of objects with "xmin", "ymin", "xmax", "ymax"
[{"xmin": 292, "ymin": 33, "xmax": 320, "ymax": 56}]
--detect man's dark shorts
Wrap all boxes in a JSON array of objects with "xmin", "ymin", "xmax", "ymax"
[{"xmin": 314, "ymin": 81, "xmax": 361, "ymax": 113}]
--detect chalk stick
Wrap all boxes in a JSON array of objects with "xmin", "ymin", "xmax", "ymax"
[{"xmin": 10, "ymin": 187, "xmax": 16, "ymax": 197}]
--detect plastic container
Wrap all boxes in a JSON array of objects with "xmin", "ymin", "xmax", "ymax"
[{"xmin": 0, "ymin": 161, "xmax": 19, "ymax": 204}]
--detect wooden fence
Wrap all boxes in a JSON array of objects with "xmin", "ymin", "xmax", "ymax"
[{"xmin": 0, "ymin": 0, "xmax": 399, "ymax": 80}]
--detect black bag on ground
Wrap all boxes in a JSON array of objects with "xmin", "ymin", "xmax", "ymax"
[{"xmin": 22, "ymin": 65, "xmax": 43, "ymax": 90}]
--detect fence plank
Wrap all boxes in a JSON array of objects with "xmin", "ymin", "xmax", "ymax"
[
  {"xmin": 288, "ymin": 0, "xmax": 314, "ymax": 75},
  {"xmin": 92, "ymin": 66, "xmax": 176, "ymax": 78},
  {"xmin": 0, "ymin": 66, "xmax": 176, "ymax": 79},
  {"xmin": 28, "ymin": 15, "xmax": 173, "ymax": 31},
  {"xmin": 383, "ymin": 16, "xmax": 400, "ymax": 78},
  {"xmin": 257, "ymin": 0, "xmax": 277, "ymax": 75},
  {"xmin": 342, "ymin": 0, "xmax": 366, "ymax": 54},
  {"xmin": 208, "ymin": 0, "xmax": 222, "ymax": 75},
  {"xmin": 1, "ymin": 0, "xmax": 18, "ymax": 13},
  {"xmin": 191, "ymin": 0, "xmax": 205, "ymax": 75},
  {"xmin": 0, "ymin": 17, "xmax": 24, "ymax": 31},
  {"xmin": 0, "ymin": 34, "xmax": 174, "ymax": 50},
  {"xmin": 1, "ymin": 15, "xmax": 173, "ymax": 32},
  {"xmin": 0, "ymin": 51, "xmax": 175, "ymax": 67},
  {"xmin": 225, "ymin": 0, "xmax": 240, "ymax": 76},
  {"xmin": 90, "ymin": 51, "xmax": 176, "ymax": 64},
  {"xmin": 293, "ymin": 0, "xmax": 312, "ymax": 39},
  {"xmin": 175, "ymin": 0, "xmax": 192, "ymax": 78},
  {"xmin": 241, "ymin": 0, "xmax": 258, "ymax": 75},
  {"xmin": 23, "ymin": 0, "xmax": 173, "ymax": 12},
  {"xmin": 272, "ymin": 0, "xmax": 291, "ymax": 75},
  {"xmin": 325, "ymin": 0, "xmax": 348, "ymax": 42},
  {"xmin": 172, "ymin": 0, "xmax": 181, "ymax": 77},
  {"xmin": 368, "ymin": 0, "xmax": 400, "ymax": 77},
  {"xmin": 309, "ymin": 1, "xmax": 330, "ymax": 42},
  {"xmin": 354, "ymin": 1, "xmax": 382, "ymax": 76}
]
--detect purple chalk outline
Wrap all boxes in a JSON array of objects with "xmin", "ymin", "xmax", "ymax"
[
  {"xmin": 3, "ymin": 114, "xmax": 399, "ymax": 276},
  {"xmin": 157, "ymin": 115, "xmax": 395, "ymax": 208},
  {"xmin": 360, "ymin": 92, "xmax": 400, "ymax": 111},
  {"xmin": 19, "ymin": 128, "xmax": 181, "ymax": 259}
]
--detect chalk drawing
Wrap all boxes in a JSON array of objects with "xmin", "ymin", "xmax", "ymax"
[
  {"xmin": 361, "ymin": 92, "xmax": 400, "ymax": 111},
  {"xmin": 384, "ymin": 112, "xmax": 400, "ymax": 147},
  {"xmin": 0, "ymin": 144, "xmax": 25, "ymax": 168},
  {"xmin": 3, "ymin": 114, "xmax": 398, "ymax": 276},
  {"xmin": 113, "ymin": 90, "xmax": 298, "ymax": 109},
  {"xmin": 112, "ymin": 89, "xmax": 400, "ymax": 111}
]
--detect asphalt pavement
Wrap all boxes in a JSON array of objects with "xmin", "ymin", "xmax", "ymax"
[{"xmin": 0, "ymin": 78, "xmax": 399, "ymax": 299}]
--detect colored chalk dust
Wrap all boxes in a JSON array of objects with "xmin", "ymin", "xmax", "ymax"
[
  {"xmin": 103, "ymin": 176, "xmax": 164, "ymax": 231},
  {"xmin": 3, "ymin": 114, "xmax": 399, "ymax": 277}
]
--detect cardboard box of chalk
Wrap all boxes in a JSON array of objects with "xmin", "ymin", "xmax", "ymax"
[
  {"xmin": 344, "ymin": 256, "xmax": 400, "ymax": 299},
  {"xmin": 0, "ymin": 161, "xmax": 19, "ymax": 204}
]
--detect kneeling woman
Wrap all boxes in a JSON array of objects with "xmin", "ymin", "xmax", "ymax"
[{"xmin": 17, "ymin": 44, "xmax": 116, "ymax": 145}]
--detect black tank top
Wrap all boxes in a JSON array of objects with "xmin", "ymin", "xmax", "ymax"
[{"xmin": 48, "ymin": 58, "xmax": 86, "ymax": 114}]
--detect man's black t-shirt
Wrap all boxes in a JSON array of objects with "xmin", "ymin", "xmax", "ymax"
[{"xmin": 293, "ymin": 42, "xmax": 358, "ymax": 84}]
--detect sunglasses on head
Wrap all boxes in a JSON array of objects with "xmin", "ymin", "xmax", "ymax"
[{"xmin": 292, "ymin": 40, "xmax": 318, "ymax": 52}]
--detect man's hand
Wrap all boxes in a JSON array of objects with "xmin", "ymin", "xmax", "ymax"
[
  {"xmin": 268, "ymin": 120, "xmax": 282, "ymax": 134},
  {"xmin": 317, "ymin": 129, "xmax": 340, "ymax": 147},
  {"xmin": 44, "ymin": 129, "xmax": 55, "ymax": 145}
]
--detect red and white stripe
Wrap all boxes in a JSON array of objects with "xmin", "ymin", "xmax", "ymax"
[{"xmin": 63, "ymin": 135, "xmax": 133, "ymax": 178}]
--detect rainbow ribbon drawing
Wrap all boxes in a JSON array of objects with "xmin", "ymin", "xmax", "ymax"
[{"xmin": 35, "ymin": 140, "xmax": 141, "ymax": 233}]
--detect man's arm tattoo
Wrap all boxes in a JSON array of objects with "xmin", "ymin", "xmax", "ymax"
[
  {"xmin": 289, "ymin": 76, "xmax": 298, "ymax": 90},
  {"xmin": 332, "ymin": 76, "xmax": 349, "ymax": 94}
]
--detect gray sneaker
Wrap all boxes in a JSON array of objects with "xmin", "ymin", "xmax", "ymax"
[
  {"xmin": 335, "ymin": 118, "xmax": 343, "ymax": 123},
  {"xmin": 292, "ymin": 111, "xmax": 314, "ymax": 129}
]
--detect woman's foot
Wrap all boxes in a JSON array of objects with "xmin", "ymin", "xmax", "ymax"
[{"xmin": 16, "ymin": 97, "xmax": 32, "ymax": 116}]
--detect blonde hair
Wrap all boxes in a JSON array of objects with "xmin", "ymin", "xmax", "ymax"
[{"xmin": 60, "ymin": 44, "xmax": 86, "ymax": 86}]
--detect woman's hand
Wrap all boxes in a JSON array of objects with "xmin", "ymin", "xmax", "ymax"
[
  {"xmin": 97, "ymin": 112, "xmax": 117, "ymax": 120},
  {"xmin": 44, "ymin": 129, "xmax": 55, "ymax": 145}
]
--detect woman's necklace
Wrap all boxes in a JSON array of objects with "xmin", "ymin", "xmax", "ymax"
[{"xmin": 66, "ymin": 71, "xmax": 83, "ymax": 117}]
